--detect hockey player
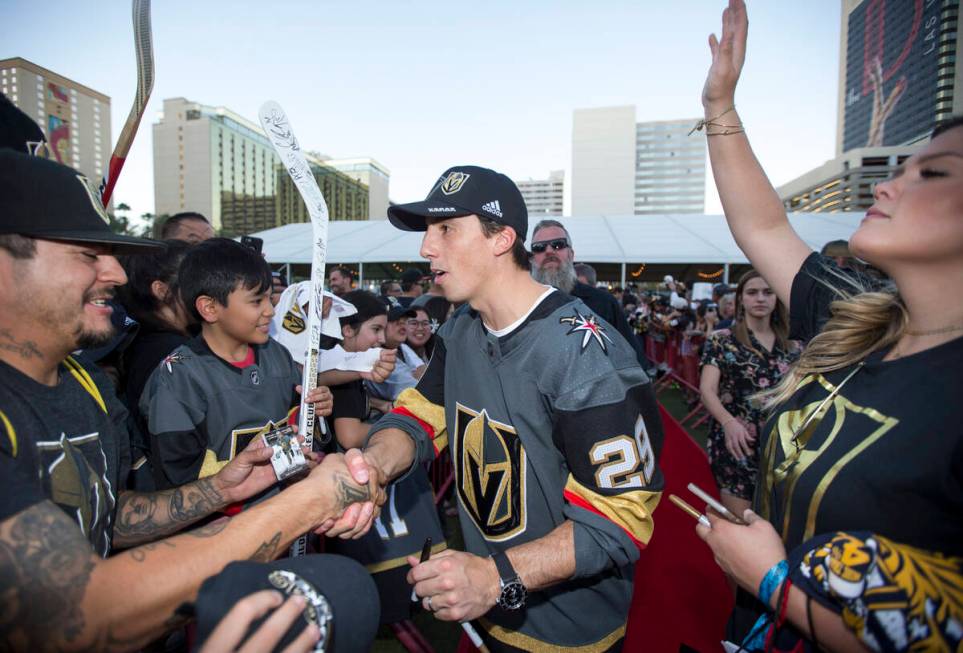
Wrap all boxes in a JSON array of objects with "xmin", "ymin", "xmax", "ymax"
[
  {"xmin": 140, "ymin": 238, "xmax": 333, "ymax": 491},
  {"xmin": 362, "ymin": 165, "xmax": 665, "ymax": 652}
]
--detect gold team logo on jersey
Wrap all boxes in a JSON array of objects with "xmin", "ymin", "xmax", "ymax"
[
  {"xmin": 439, "ymin": 171, "xmax": 470, "ymax": 195},
  {"xmin": 453, "ymin": 403, "xmax": 526, "ymax": 541}
]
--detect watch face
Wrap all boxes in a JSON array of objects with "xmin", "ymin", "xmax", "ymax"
[{"xmin": 498, "ymin": 580, "xmax": 527, "ymax": 610}]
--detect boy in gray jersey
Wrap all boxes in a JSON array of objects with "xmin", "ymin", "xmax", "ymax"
[
  {"xmin": 360, "ymin": 166, "xmax": 665, "ymax": 652},
  {"xmin": 141, "ymin": 238, "xmax": 333, "ymax": 490}
]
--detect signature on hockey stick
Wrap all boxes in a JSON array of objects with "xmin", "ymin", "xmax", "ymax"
[{"xmin": 264, "ymin": 110, "xmax": 299, "ymax": 151}]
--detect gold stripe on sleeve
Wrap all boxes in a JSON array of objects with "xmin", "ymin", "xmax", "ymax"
[
  {"xmin": 479, "ymin": 618, "xmax": 625, "ymax": 652},
  {"xmin": 564, "ymin": 475, "xmax": 660, "ymax": 546}
]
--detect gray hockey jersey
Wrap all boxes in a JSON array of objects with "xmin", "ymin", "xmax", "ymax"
[
  {"xmin": 140, "ymin": 336, "xmax": 300, "ymax": 489},
  {"xmin": 369, "ymin": 291, "xmax": 664, "ymax": 652}
]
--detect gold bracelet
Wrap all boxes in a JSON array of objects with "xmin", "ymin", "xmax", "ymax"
[
  {"xmin": 689, "ymin": 105, "xmax": 742, "ymax": 136},
  {"xmin": 706, "ymin": 126, "xmax": 746, "ymax": 136},
  {"xmin": 689, "ymin": 105, "xmax": 735, "ymax": 133}
]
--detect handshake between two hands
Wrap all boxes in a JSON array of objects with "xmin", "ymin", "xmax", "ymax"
[{"xmin": 211, "ymin": 430, "xmax": 389, "ymax": 541}]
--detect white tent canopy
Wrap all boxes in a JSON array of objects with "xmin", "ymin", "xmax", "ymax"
[{"xmin": 254, "ymin": 213, "xmax": 864, "ymax": 267}]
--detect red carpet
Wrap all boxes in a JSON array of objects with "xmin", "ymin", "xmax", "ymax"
[{"xmin": 624, "ymin": 405, "xmax": 733, "ymax": 652}]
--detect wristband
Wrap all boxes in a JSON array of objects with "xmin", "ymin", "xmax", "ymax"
[{"xmin": 758, "ymin": 559, "xmax": 789, "ymax": 608}]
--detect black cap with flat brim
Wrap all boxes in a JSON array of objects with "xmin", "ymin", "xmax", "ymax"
[
  {"xmin": 0, "ymin": 150, "xmax": 162, "ymax": 253},
  {"xmin": 387, "ymin": 165, "xmax": 528, "ymax": 242}
]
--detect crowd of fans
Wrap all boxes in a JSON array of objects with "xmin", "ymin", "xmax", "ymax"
[{"xmin": 2, "ymin": 0, "xmax": 961, "ymax": 651}]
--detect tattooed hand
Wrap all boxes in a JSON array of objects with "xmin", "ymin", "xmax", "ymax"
[{"xmin": 308, "ymin": 450, "xmax": 385, "ymax": 540}]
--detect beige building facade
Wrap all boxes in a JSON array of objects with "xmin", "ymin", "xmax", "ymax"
[
  {"xmin": 316, "ymin": 156, "xmax": 390, "ymax": 220},
  {"xmin": 0, "ymin": 57, "xmax": 112, "ymax": 192}
]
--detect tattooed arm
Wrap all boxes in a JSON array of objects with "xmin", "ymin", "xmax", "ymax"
[
  {"xmin": 112, "ymin": 430, "xmax": 291, "ymax": 548},
  {"xmin": 112, "ymin": 478, "xmax": 226, "ymax": 548},
  {"xmin": 0, "ymin": 453, "xmax": 382, "ymax": 653}
]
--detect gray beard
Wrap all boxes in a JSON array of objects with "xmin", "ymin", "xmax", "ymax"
[{"xmin": 532, "ymin": 259, "xmax": 577, "ymax": 293}]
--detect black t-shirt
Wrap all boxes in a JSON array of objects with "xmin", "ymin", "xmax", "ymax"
[
  {"xmin": 329, "ymin": 378, "xmax": 368, "ymax": 444},
  {"xmin": 0, "ymin": 356, "xmax": 130, "ymax": 557},
  {"xmin": 757, "ymin": 253, "xmax": 963, "ymax": 554}
]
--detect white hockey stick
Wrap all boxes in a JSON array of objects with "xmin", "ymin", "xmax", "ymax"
[
  {"xmin": 258, "ymin": 102, "xmax": 329, "ymax": 558},
  {"xmin": 258, "ymin": 101, "xmax": 329, "ymax": 448}
]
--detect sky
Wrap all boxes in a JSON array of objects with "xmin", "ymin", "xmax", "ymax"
[{"xmin": 2, "ymin": 1, "xmax": 842, "ymax": 225}]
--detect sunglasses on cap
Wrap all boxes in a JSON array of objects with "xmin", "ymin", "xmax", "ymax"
[{"xmin": 531, "ymin": 238, "xmax": 570, "ymax": 254}]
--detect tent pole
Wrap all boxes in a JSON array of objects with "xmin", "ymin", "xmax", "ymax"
[
  {"xmin": 723, "ymin": 263, "xmax": 730, "ymax": 284},
  {"xmin": 358, "ymin": 263, "xmax": 364, "ymax": 286},
  {"xmin": 620, "ymin": 262, "xmax": 626, "ymax": 288},
  {"xmin": 284, "ymin": 262, "xmax": 291, "ymax": 283}
]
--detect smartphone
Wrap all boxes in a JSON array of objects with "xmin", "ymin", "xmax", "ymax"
[{"xmin": 240, "ymin": 235, "xmax": 263, "ymax": 254}]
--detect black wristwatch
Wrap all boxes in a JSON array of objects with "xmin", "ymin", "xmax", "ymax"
[{"xmin": 491, "ymin": 551, "xmax": 527, "ymax": 610}]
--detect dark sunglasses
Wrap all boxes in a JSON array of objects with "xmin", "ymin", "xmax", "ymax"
[{"xmin": 531, "ymin": 238, "xmax": 570, "ymax": 254}]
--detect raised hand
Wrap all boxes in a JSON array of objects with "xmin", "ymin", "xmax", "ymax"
[{"xmin": 702, "ymin": 0, "xmax": 748, "ymax": 112}]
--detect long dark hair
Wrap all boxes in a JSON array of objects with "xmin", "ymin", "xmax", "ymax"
[
  {"xmin": 118, "ymin": 239, "xmax": 192, "ymax": 334},
  {"xmin": 732, "ymin": 269, "xmax": 789, "ymax": 356}
]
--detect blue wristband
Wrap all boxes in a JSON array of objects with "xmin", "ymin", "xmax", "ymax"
[{"xmin": 758, "ymin": 559, "xmax": 789, "ymax": 608}]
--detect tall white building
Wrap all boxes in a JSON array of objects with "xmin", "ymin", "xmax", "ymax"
[
  {"xmin": 571, "ymin": 106, "xmax": 706, "ymax": 216},
  {"xmin": 634, "ymin": 118, "xmax": 706, "ymax": 214},
  {"xmin": 0, "ymin": 57, "xmax": 112, "ymax": 193},
  {"xmin": 571, "ymin": 106, "xmax": 637, "ymax": 216},
  {"xmin": 517, "ymin": 170, "xmax": 564, "ymax": 216}
]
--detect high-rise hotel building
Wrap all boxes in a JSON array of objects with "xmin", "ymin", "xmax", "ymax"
[
  {"xmin": 571, "ymin": 106, "xmax": 706, "ymax": 216},
  {"xmin": 153, "ymin": 97, "xmax": 383, "ymax": 234},
  {"xmin": 779, "ymin": 0, "xmax": 960, "ymax": 213},
  {"xmin": 0, "ymin": 57, "xmax": 112, "ymax": 192}
]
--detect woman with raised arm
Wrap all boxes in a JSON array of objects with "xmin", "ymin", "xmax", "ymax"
[{"xmin": 694, "ymin": 1, "xmax": 963, "ymax": 651}]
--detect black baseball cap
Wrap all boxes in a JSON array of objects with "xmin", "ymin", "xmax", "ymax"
[
  {"xmin": 387, "ymin": 165, "xmax": 528, "ymax": 242},
  {"xmin": 0, "ymin": 150, "xmax": 161, "ymax": 252},
  {"xmin": 192, "ymin": 554, "xmax": 379, "ymax": 653},
  {"xmin": 379, "ymin": 296, "xmax": 417, "ymax": 322}
]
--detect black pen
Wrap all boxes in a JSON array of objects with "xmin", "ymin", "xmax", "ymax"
[{"xmin": 410, "ymin": 536, "xmax": 432, "ymax": 602}]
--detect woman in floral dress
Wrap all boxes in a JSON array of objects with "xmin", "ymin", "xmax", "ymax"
[{"xmin": 699, "ymin": 269, "xmax": 798, "ymax": 516}]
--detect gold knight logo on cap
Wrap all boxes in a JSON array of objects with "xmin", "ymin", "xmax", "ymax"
[{"xmin": 439, "ymin": 171, "xmax": 470, "ymax": 195}]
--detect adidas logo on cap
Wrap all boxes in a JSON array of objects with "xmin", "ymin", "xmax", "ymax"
[{"xmin": 481, "ymin": 200, "xmax": 503, "ymax": 218}]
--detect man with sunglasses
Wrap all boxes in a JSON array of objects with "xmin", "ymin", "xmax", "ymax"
[
  {"xmin": 360, "ymin": 165, "xmax": 665, "ymax": 652},
  {"xmin": 530, "ymin": 219, "xmax": 651, "ymax": 371}
]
